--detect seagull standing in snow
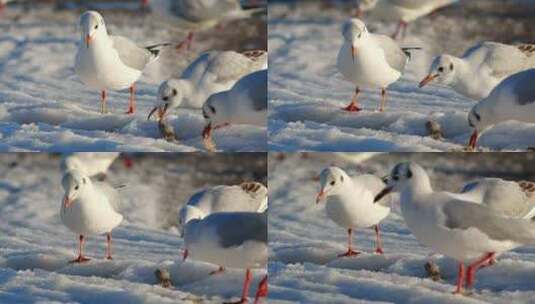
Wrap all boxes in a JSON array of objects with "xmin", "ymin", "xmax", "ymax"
[
  {"xmin": 316, "ymin": 167, "xmax": 391, "ymax": 257},
  {"xmin": 365, "ymin": 0, "xmax": 458, "ymax": 39},
  {"xmin": 336, "ymin": 18, "xmax": 417, "ymax": 112},
  {"xmin": 75, "ymin": 11, "xmax": 169, "ymax": 114},
  {"xmin": 467, "ymin": 69, "xmax": 535, "ymax": 150},
  {"xmin": 178, "ymin": 182, "xmax": 267, "ymax": 275},
  {"xmin": 147, "ymin": 50, "xmax": 267, "ymax": 120},
  {"xmin": 183, "ymin": 211, "xmax": 268, "ymax": 304},
  {"xmin": 420, "ymin": 42, "xmax": 535, "ymax": 100},
  {"xmin": 61, "ymin": 170, "xmax": 123, "ymax": 263},
  {"xmin": 201, "ymin": 69, "xmax": 267, "ymax": 152},
  {"xmin": 375, "ymin": 163, "xmax": 535, "ymax": 294},
  {"xmin": 147, "ymin": 0, "xmax": 264, "ymax": 50}
]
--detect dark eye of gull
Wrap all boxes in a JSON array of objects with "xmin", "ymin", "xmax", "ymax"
[
  {"xmin": 475, "ymin": 112, "xmax": 481, "ymax": 121},
  {"xmin": 438, "ymin": 67, "xmax": 444, "ymax": 72},
  {"xmin": 94, "ymin": 25, "xmax": 98, "ymax": 30},
  {"xmin": 450, "ymin": 63, "xmax": 454, "ymax": 70},
  {"xmin": 74, "ymin": 185, "xmax": 79, "ymax": 190},
  {"xmin": 330, "ymin": 181, "xmax": 335, "ymax": 186},
  {"xmin": 172, "ymin": 89, "xmax": 177, "ymax": 96},
  {"xmin": 209, "ymin": 105, "xmax": 216, "ymax": 114},
  {"xmin": 162, "ymin": 96, "xmax": 169, "ymax": 101}
]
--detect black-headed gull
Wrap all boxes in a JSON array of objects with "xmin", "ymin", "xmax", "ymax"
[
  {"xmin": 316, "ymin": 167, "xmax": 391, "ymax": 257},
  {"xmin": 146, "ymin": 0, "xmax": 264, "ymax": 50},
  {"xmin": 178, "ymin": 181, "xmax": 267, "ymax": 275},
  {"xmin": 420, "ymin": 42, "xmax": 535, "ymax": 100},
  {"xmin": 337, "ymin": 18, "xmax": 418, "ymax": 112},
  {"xmin": 467, "ymin": 68, "xmax": 535, "ymax": 150},
  {"xmin": 364, "ymin": 0, "xmax": 458, "ymax": 39},
  {"xmin": 375, "ymin": 162, "xmax": 535, "ymax": 294},
  {"xmin": 75, "ymin": 11, "xmax": 169, "ymax": 114},
  {"xmin": 61, "ymin": 170, "xmax": 123, "ymax": 263},
  {"xmin": 148, "ymin": 50, "xmax": 267, "ymax": 120},
  {"xmin": 183, "ymin": 211, "xmax": 267, "ymax": 304},
  {"xmin": 201, "ymin": 69, "xmax": 267, "ymax": 152}
]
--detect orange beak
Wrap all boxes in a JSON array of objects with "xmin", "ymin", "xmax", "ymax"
[
  {"xmin": 468, "ymin": 130, "xmax": 478, "ymax": 150},
  {"xmin": 315, "ymin": 189, "xmax": 325, "ymax": 204},
  {"xmin": 63, "ymin": 196, "xmax": 73, "ymax": 209},
  {"xmin": 351, "ymin": 45, "xmax": 356, "ymax": 62},
  {"xmin": 85, "ymin": 34, "xmax": 93, "ymax": 48},
  {"xmin": 419, "ymin": 74, "xmax": 438, "ymax": 88}
]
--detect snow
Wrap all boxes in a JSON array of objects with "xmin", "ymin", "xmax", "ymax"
[
  {"xmin": 268, "ymin": 152, "xmax": 535, "ymax": 303},
  {"xmin": 0, "ymin": 3, "xmax": 267, "ymax": 152},
  {"xmin": 268, "ymin": 0, "xmax": 535, "ymax": 152},
  {"xmin": 0, "ymin": 153, "xmax": 268, "ymax": 303}
]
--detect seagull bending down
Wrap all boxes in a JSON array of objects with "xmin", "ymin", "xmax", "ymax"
[{"xmin": 75, "ymin": 11, "xmax": 169, "ymax": 114}]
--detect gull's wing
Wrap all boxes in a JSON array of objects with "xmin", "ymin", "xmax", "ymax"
[
  {"xmin": 93, "ymin": 181, "xmax": 121, "ymax": 213},
  {"xmin": 240, "ymin": 182, "xmax": 268, "ymax": 212},
  {"xmin": 465, "ymin": 42, "xmax": 528, "ymax": 79},
  {"xmin": 440, "ymin": 198, "xmax": 535, "ymax": 244},
  {"xmin": 229, "ymin": 70, "xmax": 267, "ymax": 111},
  {"xmin": 372, "ymin": 34, "xmax": 408, "ymax": 72},
  {"xmin": 111, "ymin": 36, "xmax": 164, "ymax": 71},
  {"xmin": 212, "ymin": 212, "xmax": 267, "ymax": 248},
  {"xmin": 174, "ymin": 0, "xmax": 241, "ymax": 22},
  {"xmin": 507, "ymin": 69, "xmax": 535, "ymax": 106},
  {"xmin": 388, "ymin": 0, "xmax": 428, "ymax": 9},
  {"xmin": 205, "ymin": 51, "xmax": 266, "ymax": 85},
  {"xmin": 354, "ymin": 174, "xmax": 391, "ymax": 207}
]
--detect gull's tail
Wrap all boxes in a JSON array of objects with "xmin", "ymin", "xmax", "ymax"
[{"xmin": 401, "ymin": 47, "xmax": 422, "ymax": 61}]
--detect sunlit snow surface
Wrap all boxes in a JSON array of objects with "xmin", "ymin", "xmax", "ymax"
[
  {"xmin": 268, "ymin": 152, "xmax": 535, "ymax": 303},
  {"xmin": 268, "ymin": 1, "xmax": 535, "ymax": 152}
]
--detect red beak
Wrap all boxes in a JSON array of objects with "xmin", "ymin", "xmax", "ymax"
[
  {"xmin": 419, "ymin": 74, "xmax": 437, "ymax": 88},
  {"xmin": 351, "ymin": 45, "xmax": 356, "ymax": 62},
  {"xmin": 85, "ymin": 34, "xmax": 93, "ymax": 48},
  {"xmin": 468, "ymin": 130, "xmax": 478, "ymax": 150},
  {"xmin": 63, "ymin": 196, "xmax": 73, "ymax": 209},
  {"xmin": 182, "ymin": 249, "xmax": 188, "ymax": 261},
  {"xmin": 315, "ymin": 189, "xmax": 325, "ymax": 204}
]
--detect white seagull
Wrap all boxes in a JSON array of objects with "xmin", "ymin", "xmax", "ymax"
[
  {"xmin": 75, "ymin": 11, "xmax": 169, "ymax": 114},
  {"xmin": 61, "ymin": 170, "xmax": 123, "ymax": 263},
  {"xmin": 467, "ymin": 68, "xmax": 535, "ymax": 150},
  {"xmin": 148, "ymin": 50, "xmax": 267, "ymax": 120},
  {"xmin": 201, "ymin": 69, "xmax": 267, "ymax": 152},
  {"xmin": 336, "ymin": 18, "xmax": 417, "ymax": 112},
  {"xmin": 365, "ymin": 0, "xmax": 458, "ymax": 39},
  {"xmin": 316, "ymin": 166, "xmax": 391, "ymax": 257},
  {"xmin": 374, "ymin": 162, "xmax": 535, "ymax": 294},
  {"xmin": 147, "ymin": 0, "xmax": 264, "ymax": 50},
  {"xmin": 420, "ymin": 42, "xmax": 535, "ymax": 100},
  {"xmin": 183, "ymin": 211, "xmax": 268, "ymax": 304}
]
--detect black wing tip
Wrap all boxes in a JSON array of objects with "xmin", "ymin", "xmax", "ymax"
[{"xmin": 146, "ymin": 43, "xmax": 172, "ymax": 56}]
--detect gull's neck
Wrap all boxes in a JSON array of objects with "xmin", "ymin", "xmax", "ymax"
[
  {"xmin": 400, "ymin": 173, "xmax": 433, "ymax": 206},
  {"xmin": 448, "ymin": 57, "xmax": 483, "ymax": 99}
]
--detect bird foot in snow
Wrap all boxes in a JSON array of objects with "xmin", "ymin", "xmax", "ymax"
[
  {"xmin": 69, "ymin": 256, "xmax": 91, "ymax": 263},
  {"xmin": 342, "ymin": 104, "xmax": 361, "ymax": 112},
  {"xmin": 337, "ymin": 249, "xmax": 361, "ymax": 257},
  {"xmin": 375, "ymin": 248, "xmax": 384, "ymax": 255}
]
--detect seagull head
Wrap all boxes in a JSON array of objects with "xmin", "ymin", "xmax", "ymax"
[
  {"xmin": 61, "ymin": 170, "xmax": 90, "ymax": 209},
  {"xmin": 467, "ymin": 104, "xmax": 491, "ymax": 150},
  {"xmin": 374, "ymin": 162, "xmax": 427, "ymax": 203},
  {"xmin": 420, "ymin": 55, "xmax": 456, "ymax": 88},
  {"xmin": 79, "ymin": 11, "xmax": 107, "ymax": 48},
  {"xmin": 342, "ymin": 18, "xmax": 368, "ymax": 61},
  {"xmin": 177, "ymin": 206, "xmax": 204, "ymax": 237},
  {"xmin": 316, "ymin": 167, "xmax": 349, "ymax": 204},
  {"xmin": 148, "ymin": 80, "xmax": 184, "ymax": 121}
]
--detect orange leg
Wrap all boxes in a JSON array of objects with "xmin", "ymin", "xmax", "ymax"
[
  {"xmin": 342, "ymin": 87, "xmax": 362, "ymax": 112},
  {"xmin": 224, "ymin": 269, "xmax": 252, "ymax": 304},
  {"xmin": 374, "ymin": 225, "xmax": 384, "ymax": 254},
  {"xmin": 338, "ymin": 228, "xmax": 360, "ymax": 257},
  {"xmin": 69, "ymin": 235, "xmax": 91, "ymax": 263},
  {"xmin": 453, "ymin": 263, "xmax": 465, "ymax": 294},
  {"xmin": 101, "ymin": 90, "xmax": 107, "ymax": 114},
  {"xmin": 105, "ymin": 232, "xmax": 113, "ymax": 260},
  {"xmin": 466, "ymin": 252, "xmax": 495, "ymax": 289},
  {"xmin": 127, "ymin": 85, "xmax": 135, "ymax": 114},
  {"xmin": 254, "ymin": 275, "xmax": 268, "ymax": 304}
]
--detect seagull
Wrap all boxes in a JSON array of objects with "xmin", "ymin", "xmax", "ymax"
[
  {"xmin": 374, "ymin": 162, "xmax": 535, "ymax": 294},
  {"xmin": 61, "ymin": 170, "xmax": 123, "ymax": 263},
  {"xmin": 467, "ymin": 69, "xmax": 535, "ymax": 150},
  {"xmin": 366, "ymin": 0, "xmax": 458, "ymax": 39},
  {"xmin": 178, "ymin": 182, "xmax": 267, "ymax": 275},
  {"xmin": 60, "ymin": 153, "xmax": 119, "ymax": 178},
  {"xmin": 147, "ymin": 50, "xmax": 267, "ymax": 120},
  {"xmin": 146, "ymin": 0, "xmax": 264, "ymax": 50},
  {"xmin": 315, "ymin": 167, "xmax": 391, "ymax": 257},
  {"xmin": 336, "ymin": 18, "xmax": 418, "ymax": 112},
  {"xmin": 183, "ymin": 211, "xmax": 268, "ymax": 304},
  {"xmin": 201, "ymin": 69, "xmax": 267, "ymax": 152},
  {"xmin": 420, "ymin": 42, "xmax": 535, "ymax": 100},
  {"xmin": 74, "ymin": 11, "xmax": 169, "ymax": 114}
]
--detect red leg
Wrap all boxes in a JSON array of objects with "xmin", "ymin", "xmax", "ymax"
[
  {"xmin": 101, "ymin": 90, "xmax": 107, "ymax": 114},
  {"xmin": 182, "ymin": 249, "xmax": 188, "ymax": 261},
  {"xmin": 453, "ymin": 263, "xmax": 465, "ymax": 294},
  {"xmin": 338, "ymin": 228, "xmax": 360, "ymax": 257},
  {"xmin": 392, "ymin": 21, "xmax": 407, "ymax": 39},
  {"xmin": 209, "ymin": 266, "xmax": 225, "ymax": 276},
  {"xmin": 342, "ymin": 87, "xmax": 362, "ymax": 112},
  {"xmin": 106, "ymin": 232, "xmax": 113, "ymax": 260},
  {"xmin": 374, "ymin": 225, "xmax": 384, "ymax": 255},
  {"xmin": 176, "ymin": 32, "xmax": 194, "ymax": 51},
  {"xmin": 127, "ymin": 85, "xmax": 135, "ymax": 114},
  {"xmin": 224, "ymin": 269, "xmax": 252, "ymax": 304},
  {"xmin": 379, "ymin": 88, "xmax": 387, "ymax": 112},
  {"xmin": 466, "ymin": 252, "xmax": 495, "ymax": 289},
  {"xmin": 254, "ymin": 275, "xmax": 268, "ymax": 304},
  {"xmin": 69, "ymin": 235, "xmax": 91, "ymax": 263}
]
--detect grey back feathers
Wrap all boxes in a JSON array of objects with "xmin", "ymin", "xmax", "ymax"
[
  {"xmin": 111, "ymin": 36, "xmax": 167, "ymax": 71},
  {"xmin": 507, "ymin": 69, "xmax": 535, "ymax": 105},
  {"xmin": 214, "ymin": 212, "xmax": 267, "ymax": 248},
  {"xmin": 373, "ymin": 34, "xmax": 411, "ymax": 72}
]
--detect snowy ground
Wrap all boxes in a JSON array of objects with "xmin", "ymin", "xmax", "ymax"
[
  {"xmin": 0, "ymin": 153, "xmax": 268, "ymax": 303},
  {"xmin": 268, "ymin": 0, "xmax": 535, "ymax": 152},
  {"xmin": 268, "ymin": 152, "xmax": 535, "ymax": 303},
  {"xmin": 0, "ymin": 2, "xmax": 267, "ymax": 152}
]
